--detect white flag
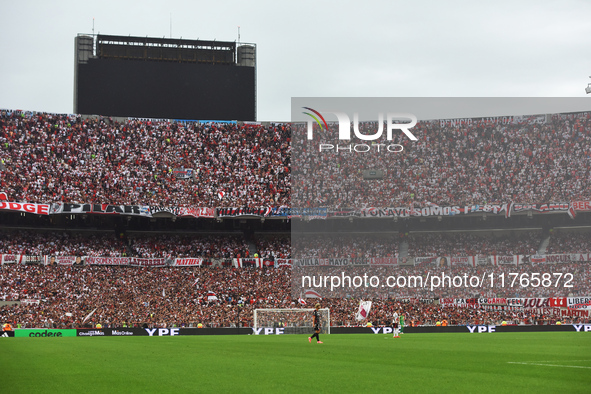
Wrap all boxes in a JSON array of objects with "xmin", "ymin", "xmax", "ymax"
[
  {"xmin": 356, "ymin": 300, "xmax": 372, "ymax": 321},
  {"xmin": 82, "ymin": 308, "xmax": 97, "ymax": 324}
]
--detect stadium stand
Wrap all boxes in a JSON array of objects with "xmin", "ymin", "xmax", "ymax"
[
  {"xmin": 1, "ymin": 264, "xmax": 589, "ymax": 328},
  {"xmin": 1, "ymin": 110, "xmax": 590, "ymax": 208},
  {"xmin": 1, "ymin": 109, "xmax": 590, "ymax": 330},
  {"xmin": 0, "ymin": 111, "xmax": 290, "ymax": 207}
]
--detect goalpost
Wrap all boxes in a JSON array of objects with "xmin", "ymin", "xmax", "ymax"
[{"xmin": 254, "ymin": 308, "xmax": 331, "ymax": 334}]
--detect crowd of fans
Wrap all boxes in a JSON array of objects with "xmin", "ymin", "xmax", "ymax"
[
  {"xmin": 0, "ymin": 111, "xmax": 289, "ymax": 207},
  {"xmin": 1, "ymin": 110, "xmax": 590, "ymax": 209},
  {"xmin": 545, "ymin": 230, "xmax": 591, "ymax": 254},
  {"xmin": 0, "ymin": 230, "xmax": 127, "ymax": 257},
  {"xmin": 327, "ymin": 298, "xmax": 582, "ymax": 328},
  {"xmin": 0, "ymin": 263, "xmax": 589, "ymax": 329},
  {"xmin": 2, "ymin": 230, "xmax": 591, "ymax": 259},
  {"xmin": 405, "ymin": 231, "xmax": 543, "ymax": 257},
  {"xmin": 0, "ymin": 265, "xmax": 291, "ymax": 329},
  {"xmin": 128, "ymin": 234, "xmax": 251, "ymax": 259},
  {"xmin": 292, "ymin": 234, "xmax": 399, "ymax": 258},
  {"xmin": 255, "ymin": 235, "xmax": 291, "ymax": 260},
  {"xmin": 292, "ymin": 112, "xmax": 591, "ymax": 208}
]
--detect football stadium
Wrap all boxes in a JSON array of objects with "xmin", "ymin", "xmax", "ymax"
[{"xmin": 1, "ymin": 3, "xmax": 591, "ymax": 393}]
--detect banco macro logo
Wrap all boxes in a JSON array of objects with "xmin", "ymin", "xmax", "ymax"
[{"xmin": 302, "ymin": 107, "xmax": 418, "ymax": 153}]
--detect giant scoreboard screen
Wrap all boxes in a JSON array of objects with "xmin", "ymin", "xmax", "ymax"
[{"xmin": 74, "ymin": 35, "xmax": 256, "ymax": 121}]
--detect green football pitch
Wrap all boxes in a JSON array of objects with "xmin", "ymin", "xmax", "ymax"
[{"xmin": 1, "ymin": 332, "xmax": 589, "ymax": 393}]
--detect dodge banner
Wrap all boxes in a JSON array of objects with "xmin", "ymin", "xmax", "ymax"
[{"xmin": 0, "ymin": 202, "xmax": 51, "ymax": 215}]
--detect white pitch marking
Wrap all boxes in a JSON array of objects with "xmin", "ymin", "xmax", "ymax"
[
  {"xmin": 515, "ymin": 360, "xmax": 591, "ymax": 363},
  {"xmin": 507, "ymin": 361, "xmax": 591, "ymax": 369}
]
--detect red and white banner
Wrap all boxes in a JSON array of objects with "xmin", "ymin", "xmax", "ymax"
[
  {"xmin": 85, "ymin": 257, "xmax": 130, "ymax": 266},
  {"xmin": 234, "ymin": 258, "xmax": 264, "ymax": 268},
  {"xmin": 177, "ymin": 207, "xmax": 215, "ymax": 218},
  {"xmin": 572, "ymin": 201, "xmax": 591, "ymax": 212},
  {"xmin": 359, "ymin": 203, "xmax": 510, "ymax": 218},
  {"xmin": 439, "ymin": 297, "xmax": 591, "ymax": 314},
  {"xmin": 53, "ymin": 203, "xmax": 214, "ymax": 218},
  {"xmin": 0, "ymin": 254, "xmax": 43, "ymax": 265},
  {"xmin": 172, "ymin": 258, "xmax": 203, "ymax": 267},
  {"xmin": 207, "ymin": 291, "xmax": 219, "ymax": 301},
  {"xmin": 548, "ymin": 297, "xmax": 567, "ymax": 307},
  {"xmin": 490, "ymin": 255, "xmax": 521, "ymax": 266},
  {"xmin": 369, "ymin": 257, "xmax": 398, "ymax": 265},
  {"xmin": 276, "ymin": 259, "xmax": 292, "ymax": 266},
  {"xmin": 439, "ymin": 298, "xmax": 479, "ymax": 308},
  {"xmin": 450, "ymin": 256, "xmax": 474, "ymax": 266},
  {"xmin": 44, "ymin": 256, "xmax": 77, "ymax": 265},
  {"xmin": 413, "ymin": 256, "xmax": 437, "ymax": 265},
  {"xmin": 531, "ymin": 255, "xmax": 546, "ymax": 264},
  {"xmin": 20, "ymin": 299, "xmax": 40, "ymax": 305},
  {"xmin": 513, "ymin": 202, "xmax": 570, "ymax": 214},
  {"xmin": 1, "ymin": 254, "xmax": 21, "ymax": 265},
  {"xmin": 0, "ymin": 202, "xmax": 50, "ymax": 215},
  {"xmin": 129, "ymin": 258, "xmax": 166, "ymax": 267},
  {"xmin": 527, "ymin": 306, "xmax": 590, "ymax": 318},
  {"xmin": 567, "ymin": 297, "xmax": 591, "ymax": 310},
  {"xmin": 541, "ymin": 254, "xmax": 590, "ymax": 264}
]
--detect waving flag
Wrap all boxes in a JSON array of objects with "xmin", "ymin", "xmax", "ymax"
[
  {"xmin": 356, "ymin": 300, "xmax": 372, "ymax": 321},
  {"xmin": 506, "ymin": 201, "xmax": 514, "ymax": 218},
  {"xmin": 207, "ymin": 291, "xmax": 218, "ymax": 301},
  {"xmin": 568, "ymin": 203, "xmax": 576, "ymax": 219},
  {"xmin": 304, "ymin": 289, "xmax": 322, "ymax": 299},
  {"xmin": 82, "ymin": 308, "xmax": 97, "ymax": 324}
]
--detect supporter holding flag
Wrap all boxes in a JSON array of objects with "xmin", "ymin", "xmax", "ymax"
[{"xmin": 356, "ymin": 300, "xmax": 372, "ymax": 321}]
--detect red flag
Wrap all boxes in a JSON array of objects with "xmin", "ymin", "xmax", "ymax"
[{"xmin": 568, "ymin": 203, "xmax": 576, "ymax": 219}]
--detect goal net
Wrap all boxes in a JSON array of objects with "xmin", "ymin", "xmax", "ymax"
[{"xmin": 254, "ymin": 308, "xmax": 331, "ymax": 334}]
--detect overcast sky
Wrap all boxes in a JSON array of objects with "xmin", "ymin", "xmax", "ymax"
[{"xmin": 1, "ymin": 0, "xmax": 590, "ymax": 121}]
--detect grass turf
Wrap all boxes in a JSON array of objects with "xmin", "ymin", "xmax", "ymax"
[{"xmin": 1, "ymin": 332, "xmax": 590, "ymax": 393}]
